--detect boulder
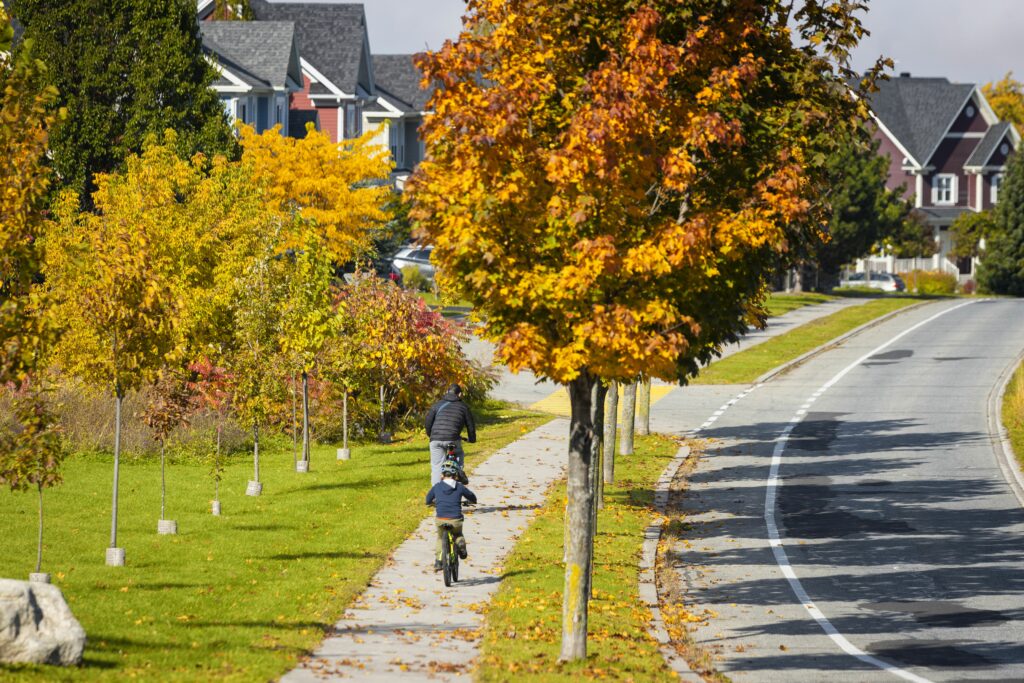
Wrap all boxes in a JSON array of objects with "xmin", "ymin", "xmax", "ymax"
[{"xmin": 0, "ymin": 578, "xmax": 86, "ymax": 666}]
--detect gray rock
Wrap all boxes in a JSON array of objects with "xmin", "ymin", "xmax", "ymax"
[{"xmin": 0, "ymin": 578, "xmax": 86, "ymax": 666}]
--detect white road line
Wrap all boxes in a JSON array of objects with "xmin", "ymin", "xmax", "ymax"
[{"xmin": 765, "ymin": 300, "xmax": 976, "ymax": 683}]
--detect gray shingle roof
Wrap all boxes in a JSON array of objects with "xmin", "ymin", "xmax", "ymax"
[
  {"xmin": 372, "ymin": 54, "xmax": 431, "ymax": 111},
  {"xmin": 249, "ymin": 0, "xmax": 368, "ymax": 95},
  {"xmin": 965, "ymin": 122, "xmax": 1012, "ymax": 168},
  {"xmin": 915, "ymin": 206, "xmax": 971, "ymax": 224},
  {"xmin": 866, "ymin": 77, "xmax": 975, "ymax": 166},
  {"xmin": 201, "ymin": 21, "xmax": 301, "ymax": 90}
]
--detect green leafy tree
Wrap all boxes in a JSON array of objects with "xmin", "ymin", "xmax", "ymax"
[
  {"xmin": 817, "ymin": 133, "xmax": 912, "ymax": 277},
  {"xmin": 950, "ymin": 209, "xmax": 996, "ymax": 259},
  {"xmin": 888, "ymin": 211, "xmax": 939, "ymax": 259},
  {"xmin": 10, "ymin": 0, "xmax": 236, "ymax": 205},
  {"xmin": 409, "ymin": 0, "xmax": 878, "ymax": 659},
  {"xmin": 979, "ymin": 150, "xmax": 1024, "ymax": 295}
]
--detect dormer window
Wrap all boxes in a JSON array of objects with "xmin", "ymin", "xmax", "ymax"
[
  {"xmin": 932, "ymin": 174, "xmax": 956, "ymax": 205},
  {"xmin": 992, "ymin": 174, "xmax": 1004, "ymax": 203}
]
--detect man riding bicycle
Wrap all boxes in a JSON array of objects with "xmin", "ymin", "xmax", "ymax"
[{"xmin": 424, "ymin": 383, "xmax": 476, "ymax": 484}]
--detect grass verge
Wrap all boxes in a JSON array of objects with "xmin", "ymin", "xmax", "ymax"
[
  {"xmin": 477, "ymin": 433, "xmax": 679, "ymax": 682},
  {"xmin": 692, "ymin": 297, "xmax": 923, "ymax": 384},
  {"xmin": 1002, "ymin": 360, "xmax": 1024, "ymax": 470},
  {"xmin": 0, "ymin": 405, "xmax": 549, "ymax": 682},
  {"xmin": 764, "ymin": 292, "xmax": 835, "ymax": 317}
]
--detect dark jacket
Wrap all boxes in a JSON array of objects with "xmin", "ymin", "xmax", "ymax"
[
  {"xmin": 424, "ymin": 392, "xmax": 476, "ymax": 443},
  {"xmin": 426, "ymin": 480, "xmax": 477, "ymax": 519}
]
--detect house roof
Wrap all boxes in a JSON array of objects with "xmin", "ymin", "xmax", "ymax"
[
  {"xmin": 200, "ymin": 20, "xmax": 302, "ymax": 90},
  {"xmin": 249, "ymin": 0, "xmax": 368, "ymax": 96},
  {"xmin": 865, "ymin": 76, "xmax": 975, "ymax": 166},
  {"xmin": 965, "ymin": 122, "xmax": 1012, "ymax": 168},
  {"xmin": 914, "ymin": 206, "xmax": 972, "ymax": 224},
  {"xmin": 371, "ymin": 54, "xmax": 431, "ymax": 112}
]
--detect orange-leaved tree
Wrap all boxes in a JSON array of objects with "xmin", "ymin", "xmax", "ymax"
[{"xmin": 408, "ymin": 0, "xmax": 881, "ymax": 659}]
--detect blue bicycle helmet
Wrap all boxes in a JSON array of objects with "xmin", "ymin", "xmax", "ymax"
[{"xmin": 441, "ymin": 460, "xmax": 460, "ymax": 478}]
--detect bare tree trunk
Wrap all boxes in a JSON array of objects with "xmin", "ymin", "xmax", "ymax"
[
  {"xmin": 559, "ymin": 372, "xmax": 600, "ymax": 661},
  {"xmin": 253, "ymin": 422, "xmax": 260, "ymax": 483},
  {"xmin": 36, "ymin": 484, "xmax": 43, "ymax": 574},
  {"xmin": 343, "ymin": 388, "xmax": 349, "ymax": 450},
  {"xmin": 215, "ymin": 423, "xmax": 221, "ymax": 503},
  {"xmin": 379, "ymin": 384, "xmax": 388, "ymax": 441},
  {"xmin": 291, "ymin": 375, "xmax": 298, "ymax": 467},
  {"xmin": 110, "ymin": 392, "xmax": 123, "ymax": 549},
  {"xmin": 160, "ymin": 441, "xmax": 166, "ymax": 520},
  {"xmin": 636, "ymin": 379, "xmax": 651, "ymax": 435},
  {"xmin": 619, "ymin": 382, "xmax": 637, "ymax": 456},
  {"xmin": 302, "ymin": 370, "xmax": 310, "ymax": 464},
  {"xmin": 603, "ymin": 380, "xmax": 618, "ymax": 484}
]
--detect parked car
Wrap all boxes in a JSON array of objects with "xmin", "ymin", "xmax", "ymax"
[
  {"xmin": 336, "ymin": 257, "xmax": 403, "ymax": 287},
  {"xmin": 838, "ymin": 271, "xmax": 905, "ymax": 292},
  {"xmin": 391, "ymin": 245, "xmax": 435, "ymax": 281}
]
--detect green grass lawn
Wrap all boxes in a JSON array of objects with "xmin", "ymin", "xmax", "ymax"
[
  {"xmin": 477, "ymin": 433, "xmax": 679, "ymax": 682},
  {"xmin": 764, "ymin": 292, "xmax": 836, "ymax": 317},
  {"xmin": 0, "ymin": 406, "xmax": 549, "ymax": 682},
  {"xmin": 692, "ymin": 297, "xmax": 922, "ymax": 384},
  {"xmin": 1003, "ymin": 360, "xmax": 1024, "ymax": 470}
]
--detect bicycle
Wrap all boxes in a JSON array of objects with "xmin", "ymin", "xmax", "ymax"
[
  {"xmin": 443, "ymin": 442, "xmax": 469, "ymax": 484},
  {"xmin": 439, "ymin": 521, "xmax": 460, "ymax": 586}
]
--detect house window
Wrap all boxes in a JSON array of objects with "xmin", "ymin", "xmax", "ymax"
[
  {"xmin": 932, "ymin": 174, "xmax": 956, "ymax": 205},
  {"xmin": 992, "ymin": 174, "xmax": 1004, "ymax": 203},
  {"xmin": 239, "ymin": 102, "xmax": 247, "ymax": 123},
  {"xmin": 389, "ymin": 122, "xmax": 401, "ymax": 165}
]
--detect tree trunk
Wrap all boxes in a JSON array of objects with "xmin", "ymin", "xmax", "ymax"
[
  {"xmin": 160, "ymin": 441, "xmax": 166, "ymax": 520},
  {"xmin": 36, "ymin": 484, "xmax": 43, "ymax": 574},
  {"xmin": 589, "ymin": 381, "xmax": 606, "ymax": 599},
  {"xmin": 215, "ymin": 423, "xmax": 221, "ymax": 503},
  {"xmin": 343, "ymin": 388, "xmax": 349, "ymax": 450},
  {"xmin": 636, "ymin": 379, "xmax": 651, "ymax": 435},
  {"xmin": 619, "ymin": 382, "xmax": 637, "ymax": 456},
  {"xmin": 302, "ymin": 370, "xmax": 310, "ymax": 463},
  {"xmin": 379, "ymin": 384, "xmax": 387, "ymax": 441},
  {"xmin": 603, "ymin": 380, "xmax": 618, "ymax": 485},
  {"xmin": 291, "ymin": 375, "xmax": 298, "ymax": 466},
  {"xmin": 253, "ymin": 421, "xmax": 260, "ymax": 483},
  {"xmin": 110, "ymin": 392, "xmax": 123, "ymax": 549},
  {"xmin": 559, "ymin": 372, "xmax": 601, "ymax": 661}
]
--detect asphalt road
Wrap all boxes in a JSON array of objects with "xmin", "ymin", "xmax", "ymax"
[{"xmin": 663, "ymin": 298, "xmax": 1024, "ymax": 682}]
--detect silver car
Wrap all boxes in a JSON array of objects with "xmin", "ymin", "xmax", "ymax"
[
  {"xmin": 391, "ymin": 245, "xmax": 435, "ymax": 281},
  {"xmin": 838, "ymin": 271, "xmax": 905, "ymax": 292}
]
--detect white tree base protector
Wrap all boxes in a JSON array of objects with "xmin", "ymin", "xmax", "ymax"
[
  {"xmin": 337, "ymin": 447, "xmax": 351, "ymax": 461},
  {"xmin": 28, "ymin": 573, "xmax": 50, "ymax": 584},
  {"xmin": 211, "ymin": 500, "xmax": 221, "ymax": 516},
  {"xmin": 105, "ymin": 547, "xmax": 125, "ymax": 567},
  {"xmin": 295, "ymin": 460, "xmax": 309, "ymax": 473},
  {"xmin": 0, "ymin": 579, "xmax": 86, "ymax": 665},
  {"xmin": 157, "ymin": 519, "xmax": 177, "ymax": 535},
  {"xmin": 246, "ymin": 481, "xmax": 262, "ymax": 496}
]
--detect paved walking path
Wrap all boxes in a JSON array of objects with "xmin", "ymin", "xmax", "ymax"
[
  {"xmin": 282, "ymin": 419, "xmax": 569, "ymax": 682},
  {"xmin": 284, "ymin": 296, "xmax": 872, "ymax": 681}
]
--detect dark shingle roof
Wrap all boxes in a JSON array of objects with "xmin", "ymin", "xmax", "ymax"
[
  {"xmin": 965, "ymin": 122, "xmax": 1012, "ymax": 168},
  {"xmin": 249, "ymin": 0, "xmax": 367, "ymax": 95},
  {"xmin": 915, "ymin": 206, "xmax": 972, "ymax": 224},
  {"xmin": 201, "ymin": 21, "xmax": 301, "ymax": 89},
  {"xmin": 866, "ymin": 77, "xmax": 975, "ymax": 166},
  {"xmin": 372, "ymin": 54, "xmax": 431, "ymax": 111}
]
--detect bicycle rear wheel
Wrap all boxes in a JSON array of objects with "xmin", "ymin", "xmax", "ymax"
[
  {"xmin": 441, "ymin": 532, "xmax": 453, "ymax": 587},
  {"xmin": 451, "ymin": 538, "xmax": 459, "ymax": 583}
]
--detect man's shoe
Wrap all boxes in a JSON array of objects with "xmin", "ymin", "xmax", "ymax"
[
  {"xmin": 434, "ymin": 559, "xmax": 442, "ymax": 572},
  {"xmin": 457, "ymin": 544, "xmax": 468, "ymax": 560}
]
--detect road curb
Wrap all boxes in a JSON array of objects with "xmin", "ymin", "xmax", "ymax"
[
  {"xmin": 640, "ymin": 444, "xmax": 703, "ymax": 682},
  {"xmin": 753, "ymin": 299, "xmax": 934, "ymax": 385},
  {"xmin": 988, "ymin": 347, "xmax": 1024, "ymax": 508}
]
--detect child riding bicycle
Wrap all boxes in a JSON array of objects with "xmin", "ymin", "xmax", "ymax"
[{"xmin": 425, "ymin": 460, "xmax": 477, "ymax": 571}]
